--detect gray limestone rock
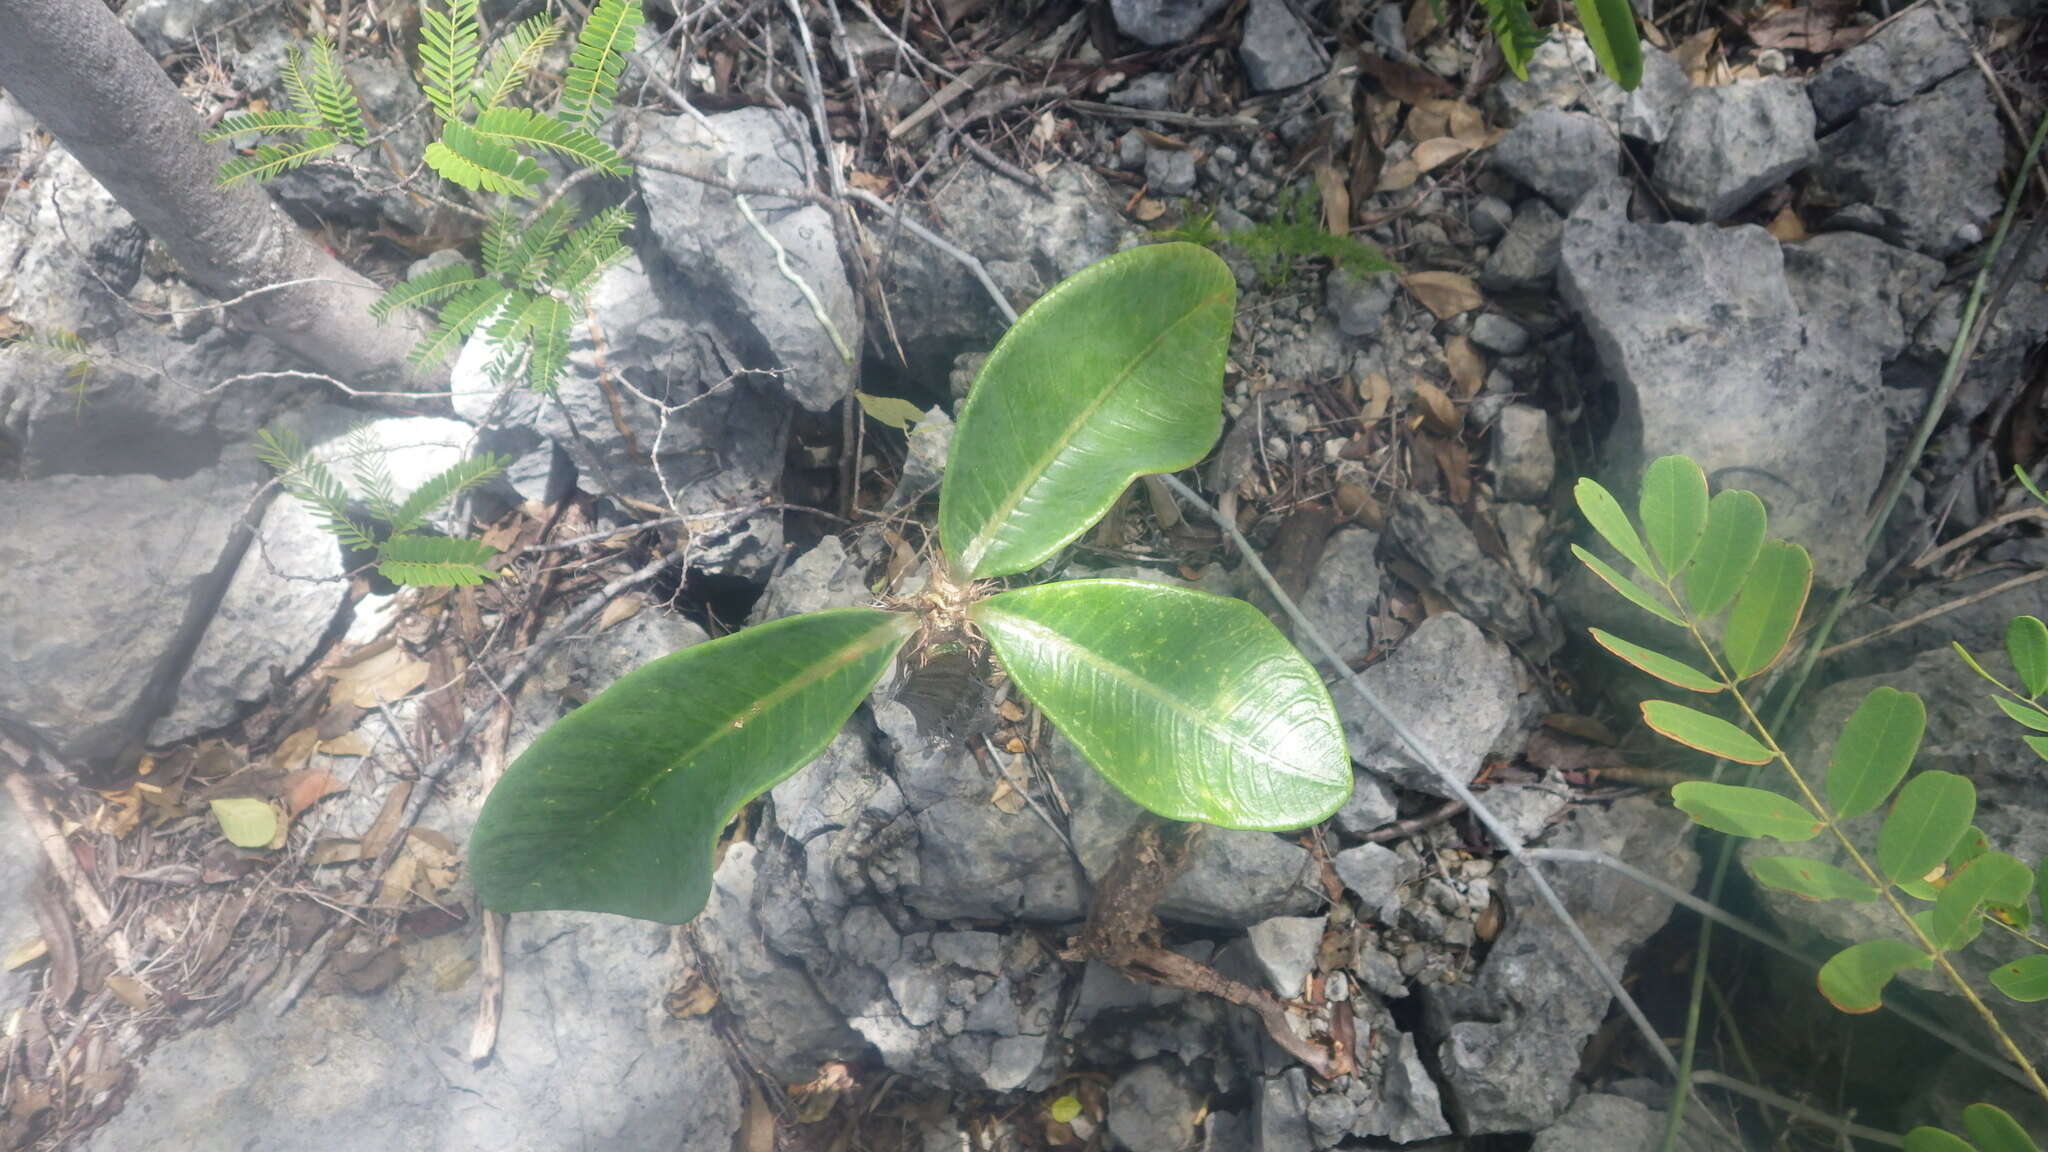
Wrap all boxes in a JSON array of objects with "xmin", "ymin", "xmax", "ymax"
[
  {"xmin": 1337, "ymin": 612, "xmax": 1522, "ymax": 797},
  {"xmin": 1298, "ymin": 527, "xmax": 1380, "ymax": 668},
  {"xmin": 1814, "ymin": 71, "xmax": 2003, "ymax": 257},
  {"xmin": 1491, "ymin": 403, "xmax": 1554, "ymax": 502},
  {"xmin": 636, "ymin": 108, "xmax": 859, "ymax": 412},
  {"xmin": 1386, "ymin": 494, "xmax": 1537, "ymax": 644},
  {"xmin": 1108, "ymin": 1060, "xmax": 1203, "ymax": 1152},
  {"xmin": 1110, "ymin": 0, "xmax": 1232, "ymax": 46},
  {"xmin": 1491, "ymin": 109, "xmax": 1618, "ymax": 212},
  {"xmin": 1246, "ymin": 915, "xmax": 1326, "ymax": 998},
  {"xmin": 1145, "ymin": 146, "xmax": 1198, "ymax": 196},
  {"xmin": 1331, "ymin": 771, "xmax": 1398, "ymax": 838},
  {"xmin": 1808, "ymin": 6, "xmax": 1972, "ymax": 129},
  {"xmin": 1654, "ymin": 78, "xmax": 1817, "ymax": 220},
  {"xmin": 1333, "ymin": 842, "xmax": 1414, "ymax": 922},
  {"xmin": 1480, "ymin": 198, "xmax": 1565, "ymax": 291},
  {"xmin": 1239, "ymin": 0, "xmax": 1327, "ymax": 91}
]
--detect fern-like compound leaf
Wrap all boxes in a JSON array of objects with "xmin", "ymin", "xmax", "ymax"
[
  {"xmin": 471, "ymin": 106, "xmax": 629, "ymax": 176},
  {"xmin": 1479, "ymin": 0, "xmax": 1547, "ymax": 81},
  {"xmin": 217, "ymin": 131, "xmax": 339, "ymax": 185},
  {"xmin": 346, "ymin": 423, "xmax": 400, "ymax": 521},
  {"xmin": 520, "ymin": 295, "xmax": 574, "ymax": 392},
  {"xmin": 474, "ymin": 14, "xmax": 565, "ymax": 110},
  {"xmin": 480, "ymin": 209, "xmax": 519, "ymax": 283},
  {"xmin": 254, "ymin": 428, "xmax": 379, "ymax": 551},
  {"xmin": 280, "ymin": 45, "xmax": 321, "ymax": 123},
  {"xmin": 377, "ymin": 533, "xmax": 500, "ymax": 586},
  {"xmin": 424, "ymin": 120, "xmax": 545, "ymax": 197},
  {"xmin": 305, "ymin": 35, "xmax": 368, "ymax": 144},
  {"xmin": 409, "ymin": 282, "xmax": 510, "ymax": 367},
  {"xmin": 543, "ymin": 205, "xmax": 632, "ymax": 298},
  {"xmin": 202, "ymin": 110, "xmax": 331, "ymax": 142},
  {"xmin": 418, "ymin": 0, "xmax": 482, "ymax": 124},
  {"xmin": 388, "ymin": 454, "xmax": 510, "ymax": 535},
  {"xmin": 368, "ymin": 260, "xmax": 486, "ymax": 321},
  {"xmin": 484, "ymin": 287, "xmax": 539, "ymax": 348},
  {"xmin": 505, "ymin": 198, "xmax": 575, "ymax": 289},
  {"xmin": 558, "ymin": 0, "xmax": 642, "ymax": 129}
]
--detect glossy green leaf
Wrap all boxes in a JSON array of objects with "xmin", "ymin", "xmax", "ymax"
[
  {"xmin": 1905, "ymin": 1128, "xmax": 1979, "ymax": 1152},
  {"xmin": 940, "ymin": 244, "xmax": 1235, "ymax": 579},
  {"xmin": 1588, "ymin": 629, "xmax": 1720, "ymax": 692},
  {"xmin": 1826, "ymin": 686, "xmax": 1925, "ymax": 820},
  {"xmin": 1949, "ymin": 826, "xmax": 1991, "ymax": 873},
  {"xmin": 2026, "ymin": 735, "xmax": 2048, "ymax": 763},
  {"xmin": 1682, "ymin": 489, "xmax": 1767, "ymax": 618},
  {"xmin": 1638, "ymin": 455, "xmax": 1709, "ymax": 575},
  {"xmin": 1572, "ymin": 546, "xmax": 1683, "ymax": 626},
  {"xmin": 1991, "ymin": 954, "xmax": 2048, "ymax": 1002},
  {"xmin": 1995, "ymin": 695, "xmax": 2048, "ymax": 732},
  {"xmin": 1878, "ymin": 771, "xmax": 1977, "ymax": 885},
  {"xmin": 1641, "ymin": 701, "xmax": 1773, "ymax": 765},
  {"xmin": 1933, "ymin": 851, "xmax": 2032, "ymax": 950},
  {"xmin": 1574, "ymin": 477, "xmax": 1656, "ymax": 576},
  {"xmin": 1964, "ymin": 1104, "xmax": 2042, "ymax": 1152},
  {"xmin": 470, "ymin": 608, "xmax": 914, "ymax": 923},
  {"xmin": 1671, "ymin": 781, "xmax": 1820, "ymax": 841},
  {"xmin": 1818, "ymin": 938, "xmax": 1932, "ymax": 1013},
  {"xmin": 2010, "ymin": 616, "xmax": 2048, "ymax": 698},
  {"xmin": 1572, "ymin": 0, "xmax": 1643, "ymax": 89},
  {"xmin": 972, "ymin": 580, "xmax": 1351, "ymax": 829},
  {"xmin": 210, "ymin": 797, "xmax": 279, "ymax": 849},
  {"xmin": 1721, "ymin": 540, "xmax": 1812, "ymax": 679},
  {"xmin": 1746, "ymin": 855, "xmax": 1877, "ymax": 902}
]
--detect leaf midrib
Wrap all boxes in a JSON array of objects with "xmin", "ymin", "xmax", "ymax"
[{"xmin": 958, "ymin": 287, "xmax": 1228, "ymax": 575}]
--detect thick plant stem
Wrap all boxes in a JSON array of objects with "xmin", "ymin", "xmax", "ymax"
[
  {"xmin": 0, "ymin": 0, "xmax": 431, "ymax": 387},
  {"xmin": 1159, "ymin": 475, "xmax": 1690, "ymax": 1085}
]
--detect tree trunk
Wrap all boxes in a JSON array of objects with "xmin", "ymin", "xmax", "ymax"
[{"xmin": 0, "ymin": 0, "xmax": 427, "ymax": 388}]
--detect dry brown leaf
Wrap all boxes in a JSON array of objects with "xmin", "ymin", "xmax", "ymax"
[
  {"xmin": 1435, "ymin": 437, "xmax": 1473, "ymax": 506},
  {"xmin": 789, "ymin": 1063, "xmax": 856, "ymax": 1124},
  {"xmin": 272, "ymin": 727, "xmax": 321, "ymax": 773},
  {"xmin": 1336, "ymin": 483, "xmax": 1384, "ymax": 527},
  {"xmin": 1746, "ymin": 6, "xmax": 1867, "ymax": 52},
  {"xmin": 597, "ymin": 594, "xmax": 645, "ymax": 632},
  {"xmin": 1675, "ymin": 28, "xmax": 1722, "ymax": 85},
  {"xmin": 1766, "ymin": 204, "xmax": 1808, "ymax": 243},
  {"xmin": 1358, "ymin": 372, "xmax": 1392, "ymax": 423},
  {"xmin": 741, "ymin": 1084, "xmax": 777, "ymax": 1152},
  {"xmin": 359, "ymin": 781, "xmax": 412, "ymax": 862},
  {"xmin": 1376, "ymin": 158, "xmax": 1420, "ymax": 193},
  {"xmin": 666, "ymin": 968, "xmax": 719, "ymax": 1018},
  {"xmin": 1403, "ymin": 0, "xmax": 1441, "ymax": 48},
  {"xmin": 1412, "ymin": 381, "xmax": 1462, "ymax": 434},
  {"xmin": 1404, "ymin": 271, "xmax": 1484, "ymax": 319},
  {"xmin": 283, "ymin": 768, "xmax": 347, "ymax": 818},
  {"xmin": 881, "ymin": 528, "xmax": 919, "ymax": 592},
  {"xmin": 103, "ymin": 972, "xmax": 152, "ymax": 1012},
  {"xmin": 319, "ymin": 731, "xmax": 371, "ymax": 757},
  {"xmin": 1411, "ymin": 137, "xmax": 1475, "ymax": 174},
  {"xmin": 1406, "ymin": 102, "xmax": 1449, "ymax": 142},
  {"xmin": 378, "ymin": 853, "xmax": 421, "ymax": 908},
  {"xmin": 988, "ymin": 775, "xmax": 1027, "ymax": 815},
  {"xmin": 997, "ymin": 699, "xmax": 1027, "ymax": 723},
  {"xmin": 328, "ymin": 644, "xmax": 430, "ymax": 708},
  {"xmin": 310, "ymin": 838, "xmax": 364, "ymax": 867},
  {"xmin": 1348, "ymin": 116, "xmax": 1385, "ymax": 208},
  {"xmin": 1315, "ymin": 163, "xmax": 1350, "ymax": 238},
  {"xmin": 1445, "ymin": 335, "xmax": 1486, "ymax": 398},
  {"xmin": 4, "ymin": 937, "xmax": 47, "ymax": 971},
  {"xmin": 1131, "ymin": 197, "xmax": 1167, "ymax": 222}
]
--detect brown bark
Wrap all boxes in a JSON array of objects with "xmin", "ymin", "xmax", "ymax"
[{"xmin": 0, "ymin": 0, "xmax": 429, "ymax": 388}]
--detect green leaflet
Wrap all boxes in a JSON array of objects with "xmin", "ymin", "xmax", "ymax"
[
  {"xmin": 470, "ymin": 608, "xmax": 915, "ymax": 922},
  {"xmin": 1681, "ymin": 489, "xmax": 1766, "ymax": 618},
  {"xmin": 1994, "ymin": 694, "xmax": 2048, "ymax": 732},
  {"xmin": 558, "ymin": 0, "xmax": 643, "ymax": 128},
  {"xmin": 419, "ymin": 0, "xmax": 482, "ymax": 124},
  {"xmin": 1572, "ymin": 0, "xmax": 1643, "ymax": 90},
  {"xmin": 1825, "ymin": 686, "xmax": 1925, "ymax": 820},
  {"xmin": 1574, "ymin": 477, "xmax": 1656, "ymax": 576},
  {"xmin": 1670, "ymin": 781, "xmax": 1821, "ymax": 841},
  {"xmin": 1877, "ymin": 771, "xmax": 1976, "ymax": 885},
  {"xmin": 425, "ymin": 120, "xmax": 545, "ymax": 197},
  {"xmin": 2006, "ymin": 615, "xmax": 2048, "ymax": 698},
  {"xmin": 1588, "ymin": 629, "xmax": 1719, "ymax": 692},
  {"xmin": 1931, "ymin": 851, "xmax": 2032, "ymax": 951},
  {"xmin": 1571, "ymin": 545, "xmax": 1682, "ymax": 627},
  {"xmin": 939, "ymin": 243, "xmax": 1235, "ymax": 580},
  {"xmin": 376, "ymin": 534, "xmax": 500, "ymax": 586},
  {"xmin": 1746, "ymin": 855, "xmax": 1877, "ymax": 902},
  {"xmin": 1992, "ymin": 955, "xmax": 2048, "ymax": 1003},
  {"xmin": 1641, "ymin": 701, "xmax": 1773, "ymax": 765},
  {"xmin": 973, "ymin": 580, "xmax": 1351, "ymax": 830},
  {"xmin": 1638, "ymin": 455, "xmax": 1709, "ymax": 576},
  {"xmin": 1721, "ymin": 539, "xmax": 1811, "ymax": 679},
  {"xmin": 1963, "ymin": 1104, "xmax": 2042, "ymax": 1152},
  {"xmin": 1817, "ymin": 938, "xmax": 1931, "ymax": 1013},
  {"xmin": 1904, "ymin": 1129, "xmax": 1978, "ymax": 1152}
]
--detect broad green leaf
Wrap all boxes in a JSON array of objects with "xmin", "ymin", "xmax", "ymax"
[
  {"xmin": 1950, "ymin": 826, "xmax": 1991, "ymax": 872},
  {"xmin": 1682, "ymin": 489, "xmax": 1766, "ymax": 617},
  {"xmin": 1826, "ymin": 686, "xmax": 1925, "ymax": 819},
  {"xmin": 1721, "ymin": 540, "xmax": 1811, "ymax": 679},
  {"xmin": 1910, "ymin": 906, "xmax": 1981, "ymax": 950},
  {"xmin": 1574, "ymin": 477, "xmax": 1656, "ymax": 576},
  {"xmin": 972, "ymin": 580, "xmax": 1350, "ymax": 829},
  {"xmin": 1049, "ymin": 1096, "xmax": 1083, "ymax": 1125},
  {"xmin": 1992, "ymin": 955, "xmax": 2048, "ymax": 1002},
  {"xmin": 2009, "ymin": 616, "xmax": 2048, "ymax": 698},
  {"xmin": 1638, "ymin": 456, "xmax": 1709, "ymax": 575},
  {"xmin": 1641, "ymin": 701, "xmax": 1773, "ymax": 764},
  {"xmin": 1571, "ymin": 546, "xmax": 1683, "ymax": 626},
  {"xmin": 1818, "ymin": 938, "xmax": 1932, "ymax": 1013},
  {"xmin": 1878, "ymin": 771, "xmax": 1977, "ymax": 885},
  {"xmin": 1671, "ymin": 782, "xmax": 1821, "ymax": 840},
  {"xmin": 2028, "ymin": 735, "xmax": 2048, "ymax": 763},
  {"xmin": 1746, "ymin": 855, "xmax": 1877, "ymax": 902},
  {"xmin": 210, "ymin": 797, "xmax": 279, "ymax": 848},
  {"xmin": 1933, "ymin": 851, "xmax": 2032, "ymax": 950},
  {"xmin": 939, "ymin": 244, "xmax": 1234, "ymax": 580},
  {"xmin": 1905, "ymin": 1128, "xmax": 1978, "ymax": 1152},
  {"xmin": 1588, "ymin": 629, "xmax": 1719, "ymax": 692},
  {"xmin": 1964, "ymin": 1104, "xmax": 2042, "ymax": 1152},
  {"xmin": 469, "ymin": 608, "xmax": 914, "ymax": 922},
  {"xmin": 1995, "ymin": 695, "xmax": 2048, "ymax": 732},
  {"xmin": 854, "ymin": 391, "xmax": 926, "ymax": 431},
  {"xmin": 1572, "ymin": 0, "xmax": 1643, "ymax": 89}
]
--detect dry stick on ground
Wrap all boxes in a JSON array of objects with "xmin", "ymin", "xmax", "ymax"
[
  {"xmin": 3, "ymin": 773, "xmax": 135, "ymax": 973},
  {"xmin": 271, "ymin": 542, "xmax": 695, "ymax": 1015},
  {"xmin": 1157, "ymin": 475, "xmax": 1718, "ymax": 1107}
]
